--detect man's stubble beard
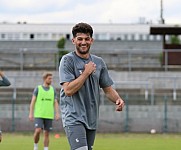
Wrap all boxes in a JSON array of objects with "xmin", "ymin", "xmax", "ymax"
[{"xmin": 76, "ymin": 45, "xmax": 90, "ymax": 55}]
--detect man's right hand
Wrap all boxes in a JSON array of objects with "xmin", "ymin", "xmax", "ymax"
[
  {"xmin": 84, "ymin": 61, "xmax": 96, "ymax": 75},
  {"xmin": 29, "ymin": 114, "xmax": 34, "ymax": 121}
]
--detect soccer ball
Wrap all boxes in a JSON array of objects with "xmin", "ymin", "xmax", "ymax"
[{"xmin": 150, "ymin": 129, "xmax": 156, "ymax": 134}]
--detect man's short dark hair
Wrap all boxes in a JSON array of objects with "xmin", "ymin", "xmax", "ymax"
[
  {"xmin": 42, "ymin": 72, "xmax": 52, "ymax": 81},
  {"xmin": 72, "ymin": 23, "xmax": 93, "ymax": 38}
]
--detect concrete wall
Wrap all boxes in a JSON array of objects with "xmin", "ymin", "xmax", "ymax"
[
  {"xmin": 1, "ymin": 70, "xmax": 181, "ymax": 132},
  {"xmin": 98, "ymin": 105, "xmax": 181, "ymax": 133},
  {"xmin": 0, "ymin": 105, "xmax": 180, "ymax": 133},
  {"xmin": 3, "ymin": 71, "xmax": 181, "ymax": 89},
  {"xmin": 0, "ymin": 40, "xmax": 162, "ymax": 52}
]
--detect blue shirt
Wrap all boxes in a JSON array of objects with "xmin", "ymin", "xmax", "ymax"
[{"xmin": 59, "ymin": 52, "xmax": 113, "ymax": 129}]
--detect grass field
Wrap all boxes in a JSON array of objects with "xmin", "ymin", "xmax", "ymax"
[{"xmin": 0, "ymin": 132, "xmax": 181, "ymax": 150}]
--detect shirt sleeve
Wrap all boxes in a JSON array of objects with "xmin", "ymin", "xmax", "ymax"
[
  {"xmin": 33, "ymin": 86, "xmax": 38, "ymax": 97},
  {"xmin": 59, "ymin": 54, "xmax": 75, "ymax": 85},
  {"xmin": 0, "ymin": 76, "xmax": 11, "ymax": 86},
  {"xmin": 99, "ymin": 59, "xmax": 114, "ymax": 88}
]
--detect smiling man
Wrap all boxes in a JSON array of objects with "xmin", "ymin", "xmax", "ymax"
[{"xmin": 59, "ymin": 22, "xmax": 124, "ymax": 150}]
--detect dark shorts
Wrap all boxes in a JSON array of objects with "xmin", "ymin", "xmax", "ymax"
[
  {"xmin": 64, "ymin": 123, "xmax": 96, "ymax": 150},
  {"xmin": 34, "ymin": 118, "xmax": 53, "ymax": 131}
]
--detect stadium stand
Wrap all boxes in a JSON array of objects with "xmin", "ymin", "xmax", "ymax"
[{"xmin": 1, "ymin": 24, "xmax": 181, "ymax": 132}]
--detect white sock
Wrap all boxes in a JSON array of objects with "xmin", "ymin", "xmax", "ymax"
[
  {"xmin": 34, "ymin": 143, "xmax": 38, "ymax": 149},
  {"xmin": 44, "ymin": 147, "xmax": 48, "ymax": 150}
]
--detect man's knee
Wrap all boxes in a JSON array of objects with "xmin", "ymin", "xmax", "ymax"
[{"xmin": 35, "ymin": 128, "xmax": 42, "ymax": 135}]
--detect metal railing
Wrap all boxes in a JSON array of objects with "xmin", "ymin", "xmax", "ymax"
[
  {"xmin": 0, "ymin": 48, "xmax": 164, "ymax": 71},
  {"xmin": 1, "ymin": 75, "xmax": 181, "ymax": 105},
  {"xmin": 1, "ymin": 48, "xmax": 181, "ymax": 71},
  {"xmin": 94, "ymin": 49, "xmax": 161, "ymax": 71},
  {"xmin": 0, "ymin": 48, "xmax": 60, "ymax": 71}
]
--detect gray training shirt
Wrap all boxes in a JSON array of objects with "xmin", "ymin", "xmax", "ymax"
[
  {"xmin": 59, "ymin": 52, "xmax": 113, "ymax": 130},
  {"xmin": 0, "ymin": 76, "xmax": 11, "ymax": 86}
]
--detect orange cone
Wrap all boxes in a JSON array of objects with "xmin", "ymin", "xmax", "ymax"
[{"xmin": 54, "ymin": 134, "xmax": 60, "ymax": 138}]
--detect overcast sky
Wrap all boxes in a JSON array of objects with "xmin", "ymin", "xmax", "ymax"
[{"xmin": 0, "ymin": 0, "xmax": 180, "ymax": 25}]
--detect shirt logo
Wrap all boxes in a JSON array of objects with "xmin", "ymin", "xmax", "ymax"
[
  {"xmin": 75, "ymin": 138, "xmax": 79, "ymax": 143},
  {"xmin": 79, "ymin": 70, "xmax": 83, "ymax": 75},
  {"xmin": 41, "ymin": 98, "xmax": 52, "ymax": 101}
]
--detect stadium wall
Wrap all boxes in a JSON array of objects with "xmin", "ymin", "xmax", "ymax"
[
  {"xmin": 1, "ymin": 71, "xmax": 181, "ymax": 132},
  {"xmin": 3, "ymin": 71, "xmax": 181, "ymax": 89},
  {"xmin": 0, "ymin": 105, "xmax": 180, "ymax": 133}
]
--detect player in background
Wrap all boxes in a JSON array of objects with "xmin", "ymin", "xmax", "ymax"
[
  {"xmin": 0, "ymin": 71, "xmax": 11, "ymax": 87},
  {"xmin": 59, "ymin": 23, "xmax": 124, "ymax": 150},
  {"xmin": 0, "ymin": 70, "xmax": 11, "ymax": 143},
  {"xmin": 29, "ymin": 72, "xmax": 60, "ymax": 150}
]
